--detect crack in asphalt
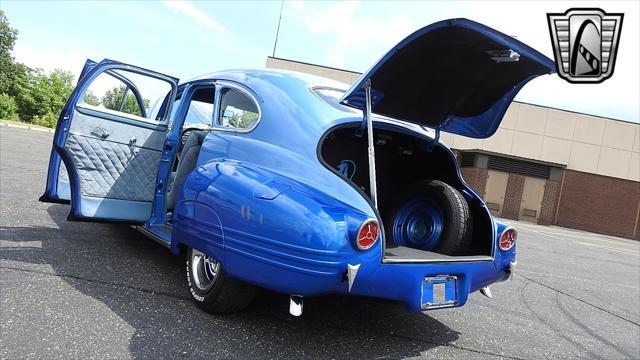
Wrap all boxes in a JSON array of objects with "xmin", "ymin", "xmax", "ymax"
[
  {"xmin": 518, "ymin": 274, "xmax": 640, "ymax": 327},
  {"xmin": 1, "ymin": 264, "xmax": 525, "ymax": 360},
  {"xmin": 0, "ymin": 265, "xmax": 191, "ymax": 302},
  {"xmin": 322, "ymin": 323, "xmax": 528, "ymax": 360}
]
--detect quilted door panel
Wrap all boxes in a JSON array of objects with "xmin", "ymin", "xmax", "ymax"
[{"xmin": 65, "ymin": 134, "xmax": 161, "ymax": 202}]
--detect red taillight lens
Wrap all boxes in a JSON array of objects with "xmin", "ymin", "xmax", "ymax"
[
  {"xmin": 356, "ymin": 220, "xmax": 379, "ymax": 250},
  {"xmin": 499, "ymin": 228, "xmax": 517, "ymax": 251}
]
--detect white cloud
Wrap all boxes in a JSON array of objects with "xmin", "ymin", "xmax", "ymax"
[
  {"xmin": 162, "ymin": 0, "xmax": 225, "ymax": 33},
  {"xmin": 287, "ymin": 1, "xmax": 413, "ymax": 68},
  {"xmin": 13, "ymin": 43, "xmax": 87, "ymax": 81}
]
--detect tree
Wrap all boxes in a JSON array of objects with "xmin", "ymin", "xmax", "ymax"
[
  {"xmin": 101, "ymin": 85, "xmax": 149, "ymax": 117},
  {"xmin": 227, "ymin": 109, "xmax": 258, "ymax": 128},
  {"xmin": 83, "ymin": 91, "xmax": 100, "ymax": 106},
  {"xmin": 0, "ymin": 10, "xmax": 28, "ymax": 97},
  {"xmin": 0, "ymin": 11, "xmax": 76, "ymax": 127},
  {"xmin": 13, "ymin": 67, "xmax": 74, "ymax": 122},
  {"xmin": 0, "ymin": 93, "xmax": 18, "ymax": 120}
]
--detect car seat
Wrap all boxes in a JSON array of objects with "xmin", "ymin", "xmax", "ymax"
[{"xmin": 167, "ymin": 131, "xmax": 207, "ymax": 211}]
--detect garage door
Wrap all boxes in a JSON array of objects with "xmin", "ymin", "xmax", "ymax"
[
  {"xmin": 519, "ymin": 177, "xmax": 546, "ymax": 222},
  {"xmin": 484, "ymin": 170, "xmax": 509, "ymax": 217}
]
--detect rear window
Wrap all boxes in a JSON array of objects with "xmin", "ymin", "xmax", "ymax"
[{"xmin": 312, "ymin": 87, "xmax": 358, "ymax": 114}]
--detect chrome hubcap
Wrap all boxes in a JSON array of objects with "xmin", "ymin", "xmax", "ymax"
[{"xmin": 191, "ymin": 249, "xmax": 220, "ymax": 292}]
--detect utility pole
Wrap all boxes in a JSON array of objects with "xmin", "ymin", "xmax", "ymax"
[{"xmin": 272, "ymin": 0, "xmax": 285, "ymax": 58}]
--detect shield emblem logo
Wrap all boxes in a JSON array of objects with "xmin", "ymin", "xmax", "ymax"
[{"xmin": 547, "ymin": 8, "xmax": 624, "ymax": 83}]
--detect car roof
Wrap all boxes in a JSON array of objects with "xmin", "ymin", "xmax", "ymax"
[{"xmin": 184, "ymin": 68, "xmax": 351, "ymax": 90}]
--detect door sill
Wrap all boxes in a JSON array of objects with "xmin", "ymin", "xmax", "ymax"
[{"xmin": 135, "ymin": 225, "xmax": 172, "ymax": 248}]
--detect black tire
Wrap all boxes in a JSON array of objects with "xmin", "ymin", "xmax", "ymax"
[
  {"xmin": 385, "ymin": 180, "xmax": 473, "ymax": 255},
  {"xmin": 186, "ymin": 248, "xmax": 256, "ymax": 313}
]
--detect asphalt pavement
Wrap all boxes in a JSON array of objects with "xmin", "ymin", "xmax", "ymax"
[{"xmin": 1, "ymin": 125, "xmax": 639, "ymax": 359}]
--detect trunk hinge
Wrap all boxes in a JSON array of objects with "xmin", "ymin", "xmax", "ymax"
[{"xmin": 363, "ymin": 80, "xmax": 378, "ymax": 209}]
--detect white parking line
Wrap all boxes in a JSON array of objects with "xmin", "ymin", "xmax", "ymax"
[
  {"xmin": 0, "ymin": 240, "xmax": 42, "ymax": 249},
  {"xmin": 536, "ymin": 230, "xmax": 640, "ymax": 248},
  {"xmin": 574, "ymin": 241, "xmax": 640, "ymax": 256},
  {"xmin": 505, "ymin": 220, "xmax": 639, "ymax": 247},
  {"xmin": 519, "ymin": 270, "xmax": 640, "ymax": 290}
]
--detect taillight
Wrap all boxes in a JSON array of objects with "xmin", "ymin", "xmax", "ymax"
[
  {"xmin": 356, "ymin": 219, "xmax": 379, "ymax": 250},
  {"xmin": 499, "ymin": 228, "xmax": 517, "ymax": 251}
]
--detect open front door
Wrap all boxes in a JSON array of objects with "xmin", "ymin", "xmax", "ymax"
[{"xmin": 40, "ymin": 59, "xmax": 179, "ymax": 223}]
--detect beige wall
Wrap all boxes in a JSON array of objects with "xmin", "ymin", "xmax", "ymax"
[
  {"xmin": 266, "ymin": 57, "xmax": 360, "ymax": 85},
  {"xmin": 447, "ymin": 103, "xmax": 640, "ymax": 182},
  {"xmin": 266, "ymin": 57, "xmax": 640, "ymax": 182}
]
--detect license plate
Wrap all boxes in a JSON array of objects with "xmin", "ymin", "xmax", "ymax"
[{"xmin": 421, "ymin": 275, "xmax": 458, "ymax": 309}]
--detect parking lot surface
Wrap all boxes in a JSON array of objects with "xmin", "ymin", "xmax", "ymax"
[{"xmin": 1, "ymin": 125, "xmax": 639, "ymax": 359}]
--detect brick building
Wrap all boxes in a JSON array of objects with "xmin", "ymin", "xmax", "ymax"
[{"xmin": 266, "ymin": 56, "xmax": 640, "ymax": 239}]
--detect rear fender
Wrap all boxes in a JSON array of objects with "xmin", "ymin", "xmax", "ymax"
[{"xmin": 173, "ymin": 159, "xmax": 377, "ymax": 293}]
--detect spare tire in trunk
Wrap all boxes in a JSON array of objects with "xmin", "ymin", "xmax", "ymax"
[{"xmin": 385, "ymin": 180, "xmax": 473, "ymax": 255}]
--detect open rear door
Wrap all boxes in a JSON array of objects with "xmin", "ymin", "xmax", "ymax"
[
  {"xmin": 341, "ymin": 18, "xmax": 555, "ymax": 139},
  {"xmin": 40, "ymin": 59, "xmax": 178, "ymax": 223},
  {"xmin": 41, "ymin": 59, "xmax": 98, "ymax": 203}
]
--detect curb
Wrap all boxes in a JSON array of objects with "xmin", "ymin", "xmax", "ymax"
[{"xmin": 0, "ymin": 121, "xmax": 54, "ymax": 133}]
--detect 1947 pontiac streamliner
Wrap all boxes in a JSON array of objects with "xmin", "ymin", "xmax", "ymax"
[{"xmin": 41, "ymin": 19, "xmax": 555, "ymax": 315}]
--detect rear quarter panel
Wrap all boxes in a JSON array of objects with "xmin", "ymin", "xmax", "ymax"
[{"xmin": 171, "ymin": 130, "xmax": 378, "ymax": 294}]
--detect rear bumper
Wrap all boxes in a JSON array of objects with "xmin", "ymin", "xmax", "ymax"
[
  {"xmin": 219, "ymin": 220, "xmax": 517, "ymax": 312},
  {"xmin": 348, "ymin": 258, "xmax": 511, "ymax": 311},
  {"xmin": 223, "ymin": 238, "xmax": 516, "ymax": 312}
]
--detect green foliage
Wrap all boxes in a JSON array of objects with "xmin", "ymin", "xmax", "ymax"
[
  {"xmin": 13, "ymin": 68, "xmax": 74, "ymax": 124},
  {"xmin": 0, "ymin": 11, "xmax": 75, "ymax": 128},
  {"xmin": 83, "ymin": 91, "xmax": 100, "ymax": 106},
  {"xmin": 0, "ymin": 10, "xmax": 28, "ymax": 97},
  {"xmin": 0, "ymin": 93, "xmax": 18, "ymax": 120},
  {"xmin": 32, "ymin": 112, "xmax": 58, "ymax": 128},
  {"xmin": 100, "ymin": 85, "xmax": 149, "ymax": 117},
  {"xmin": 227, "ymin": 110, "xmax": 258, "ymax": 128},
  {"xmin": 0, "ymin": 10, "xmax": 17, "ymax": 54}
]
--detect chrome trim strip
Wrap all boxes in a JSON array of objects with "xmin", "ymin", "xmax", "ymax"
[
  {"xmin": 382, "ymin": 255, "xmax": 494, "ymax": 264},
  {"xmin": 75, "ymin": 105, "xmax": 169, "ymax": 131},
  {"xmin": 135, "ymin": 226, "xmax": 171, "ymax": 248}
]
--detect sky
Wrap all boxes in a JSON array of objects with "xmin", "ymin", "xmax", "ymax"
[{"xmin": 2, "ymin": 0, "xmax": 639, "ymax": 123}]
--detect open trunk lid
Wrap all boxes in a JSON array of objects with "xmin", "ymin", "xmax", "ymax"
[{"xmin": 340, "ymin": 18, "xmax": 555, "ymax": 139}]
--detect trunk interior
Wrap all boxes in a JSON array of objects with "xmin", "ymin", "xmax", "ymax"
[{"xmin": 320, "ymin": 123, "xmax": 494, "ymax": 262}]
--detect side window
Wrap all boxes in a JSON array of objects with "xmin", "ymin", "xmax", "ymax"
[
  {"xmin": 217, "ymin": 88, "xmax": 259, "ymax": 130},
  {"xmin": 184, "ymin": 87, "xmax": 215, "ymax": 128},
  {"xmin": 78, "ymin": 69, "xmax": 173, "ymax": 122}
]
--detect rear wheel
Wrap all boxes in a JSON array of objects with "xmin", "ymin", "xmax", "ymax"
[
  {"xmin": 385, "ymin": 180, "xmax": 473, "ymax": 255},
  {"xmin": 186, "ymin": 248, "xmax": 256, "ymax": 313}
]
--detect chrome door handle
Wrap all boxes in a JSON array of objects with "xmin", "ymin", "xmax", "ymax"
[{"xmin": 129, "ymin": 137, "xmax": 139, "ymax": 155}]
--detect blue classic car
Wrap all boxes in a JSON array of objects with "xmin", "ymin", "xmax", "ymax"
[{"xmin": 41, "ymin": 19, "xmax": 554, "ymax": 315}]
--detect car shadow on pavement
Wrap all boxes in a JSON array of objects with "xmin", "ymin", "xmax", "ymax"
[{"xmin": 1, "ymin": 204, "xmax": 460, "ymax": 359}]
